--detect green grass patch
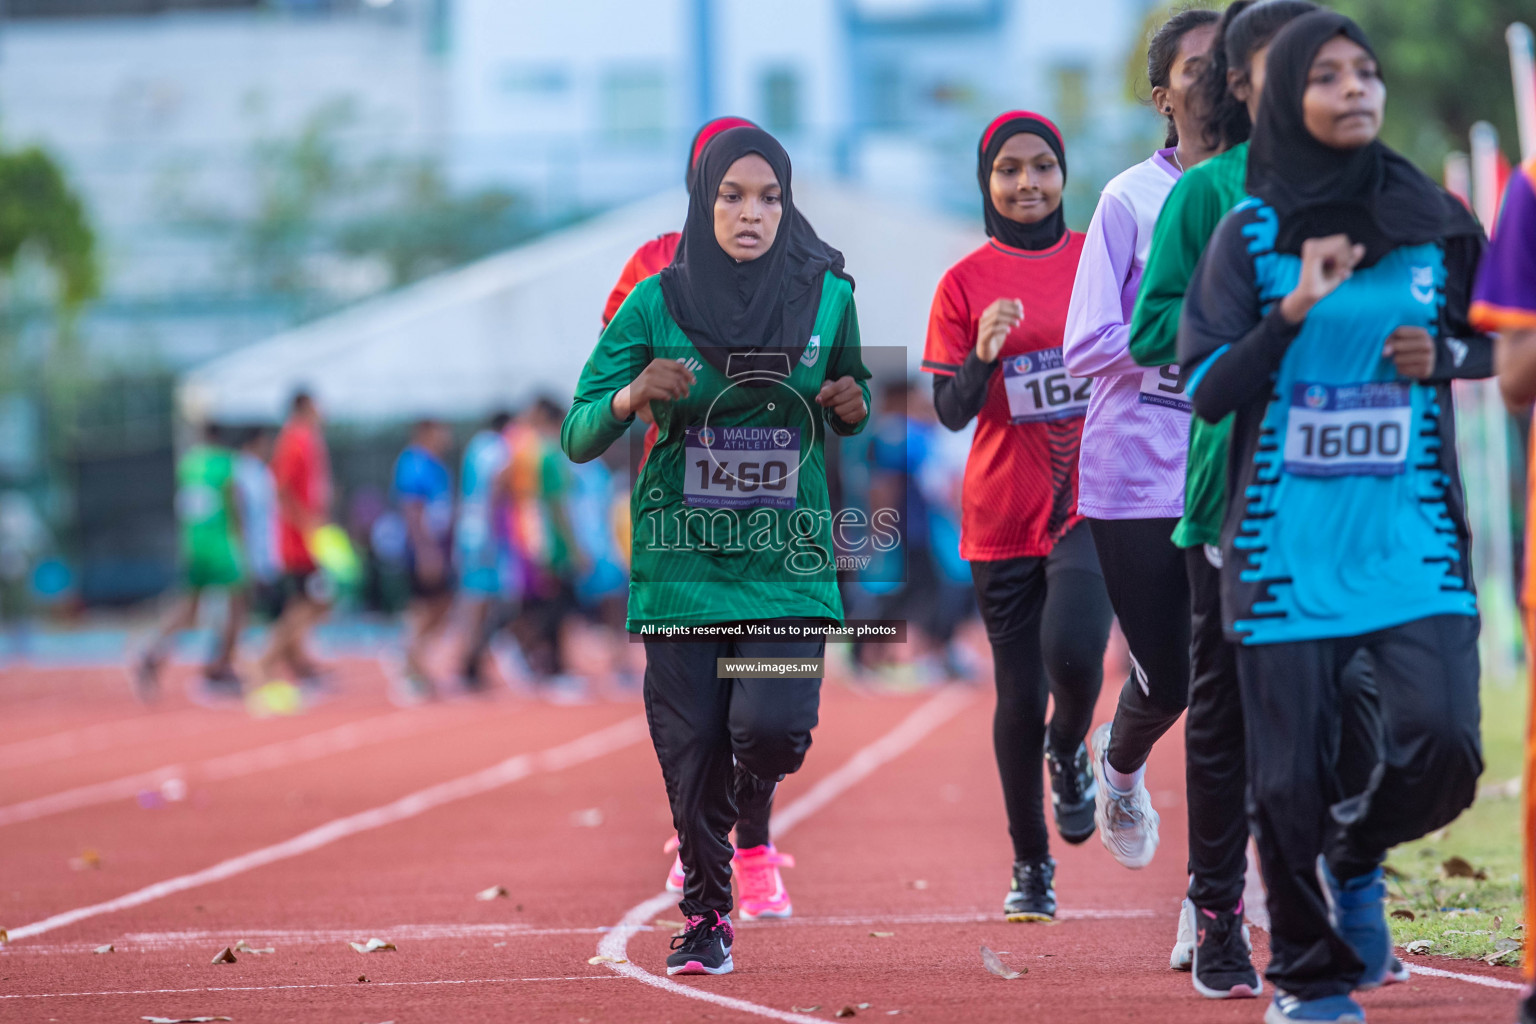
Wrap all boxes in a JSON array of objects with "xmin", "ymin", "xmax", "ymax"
[{"xmin": 1384, "ymin": 675, "xmax": 1526, "ymax": 964}]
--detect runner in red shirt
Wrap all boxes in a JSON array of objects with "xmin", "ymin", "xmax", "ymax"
[
  {"xmin": 260, "ymin": 390, "xmax": 335, "ymax": 689},
  {"xmin": 922, "ymin": 111, "xmax": 1113, "ymax": 922},
  {"xmin": 603, "ymin": 117, "xmax": 756, "ymax": 476}
]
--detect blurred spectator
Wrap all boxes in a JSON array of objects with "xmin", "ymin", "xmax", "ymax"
[
  {"xmin": 455, "ymin": 410, "xmax": 516, "ymax": 691},
  {"xmin": 391, "ymin": 418, "xmax": 456, "ymax": 702},
  {"xmin": 507, "ymin": 396, "xmax": 580, "ymax": 687},
  {"xmin": 234, "ymin": 426, "xmax": 282, "ymax": 621},
  {"xmin": 133, "ymin": 422, "xmax": 248, "ymax": 703},
  {"xmin": 260, "ymin": 390, "xmax": 334, "ymax": 689},
  {"xmin": 0, "ymin": 490, "xmax": 49, "ymax": 656}
]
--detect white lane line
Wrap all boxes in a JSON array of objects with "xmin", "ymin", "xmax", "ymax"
[
  {"xmin": 1243, "ymin": 838, "xmax": 1270, "ymax": 932},
  {"xmin": 5, "ymin": 908, "xmax": 1159, "ymax": 955},
  {"xmin": 0, "ymin": 976, "xmax": 626, "ymax": 1000},
  {"xmin": 595, "ymin": 685, "xmax": 974, "ymax": 1024},
  {"xmin": 0, "ymin": 710, "xmax": 212, "ymax": 772},
  {"xmin": 0, "ymin": 708, "xmax": 461, "ymax": 828},
  {"xmin": 1399, "ymin": 963, "xmax": 1523, "ymax": 991},
  {"xmin": 5, "ymin": 715, "xmax": 649, "ymax": 943}
]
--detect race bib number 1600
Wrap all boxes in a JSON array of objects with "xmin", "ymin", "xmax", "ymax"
[
  {"xmin": 684, "ymin": 426, "xmax": 800, "ymax": 509},
  {"xmin": 1282, "ymin": 382, "xmax": 1413, "ymax": 477},
  {"xmin": 1003, "ymin": 347, "xmax": 1092, "ymax": 424}
]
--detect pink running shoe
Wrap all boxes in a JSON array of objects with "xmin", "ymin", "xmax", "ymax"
[
  {"xmin": 663, "ymin": 835, "xmax": 685, "ymax": 894},
  {"xmin": 733, "ymin": 844, "xmax": 795, "ymax": 921}
]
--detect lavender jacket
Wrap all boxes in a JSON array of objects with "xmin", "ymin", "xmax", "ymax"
[{"xmin": 1064, "ymin": 149, "xmax": 1190, "ymax": 520}]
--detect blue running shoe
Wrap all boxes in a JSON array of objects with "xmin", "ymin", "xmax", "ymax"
[
  {"xmin": 1318, "ymin": 861, "xmax": 1391, "ymax": 990},
  {"xmin": 1264, "ymin": 992, "xmax": 1366, "ymax": 1023}
]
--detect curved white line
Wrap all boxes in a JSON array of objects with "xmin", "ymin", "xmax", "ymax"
[
  {"xmin": 1401, "ymin": 962, "xmax": 1523, "ymax": 991},
  {"xmin": 595, "ymin": 686, "xmax": 973, "ymax": 1021}
]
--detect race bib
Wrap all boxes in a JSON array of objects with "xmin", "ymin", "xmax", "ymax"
[
  {"xmin": 1138, "ymin": 364, "xmax": 1191, "ymax": 412},
  {"xmin": 684, "ymin": 426, "xmax": 800, "ymax": 509},
  {"xmin": 1002, "ymin": 348, "xmax": 1092, "ymax": 424},
  {"xmin": 1282, "ymin": 382, "xmax": 1413, "ymax": 477}
]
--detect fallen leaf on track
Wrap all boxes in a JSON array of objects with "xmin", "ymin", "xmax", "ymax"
[
  {"xmin": 357, "ymin": 975, "xmax": 369, "ymax": 983},
  {"xmin": 980, "ymin": 945, "xmax": 1024, "ymax": 979},
  {"xmin": 349, "ymin": 939, "xmax": 396, "ymax": 954},
  {"xmin": 232, "ymin": 940, "xmax": 274, "ymax": 955},
  {"xmin": 142, "ymin": 1017, "xmax": 232, "ymax": 1023},
  {"xmin": 476, "ymin": 885, "xmax": 510, "ymax": 901},
  {"xmin": 1403, "ymin": 939, "xmax": 1435, "ymax": 955},
  {"xmin": 210, "ymin": 947, "xmax": 237, "ymax": 964},
  {"xmin": 69, "ymin": 848, "xmax": 102, "ymax": 871},
  {"xmin": 835, "ymin": 1008, "xmax": 857, "ymax": 1019},
  {"xmin": 0, "ymin": 929, "xmax": 8, "ymax": 944},
  {"xmin": 1389, "ymin": 909, "xmax": 1415, "ymax": 921},
  {"xmin": 1441, "ymin": 856, "xmax": 1478, "ymax": 879},
  {"xmin": 791, "ymin": 1007, "xmax": 820, "ymax": 1013},
  {"xmin": 588, "ymin": 955, "xmax": 627, "ymax": 965},
  {"xmin": 94, "ymin": 944, "xmax": 114, "ymax": 954},
  {"xmin": 869, "ymin": 932, "xmax": 895, "ymax": 938},
  {"xmin": 858, "ymin": 1003, "xmax": 871, "ymax": 1009}
]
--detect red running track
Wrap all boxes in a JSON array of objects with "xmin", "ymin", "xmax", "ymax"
[{"xmin": 0, "ymin": 659, "xmax": 1522, "ymax": 1023}]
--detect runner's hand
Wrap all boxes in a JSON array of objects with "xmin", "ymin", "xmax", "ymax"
[
  {"xmin": 1280, "ymin": 235, "xmax": 1365, "ymax": 323},
  {"xmin": 1384, "ymin": 326, "xmax": 1436, "ymax": 380},
  {"xmin": 817, "ymin": 376, "xmax": 868, "ymax": 425},
  {"xmin": 612, "ymin": 359, "xmax": 696, "ymax": 420},
  {"xmin": 976, "ymin": 299, "xmax": 1024, "ymax": 363}
]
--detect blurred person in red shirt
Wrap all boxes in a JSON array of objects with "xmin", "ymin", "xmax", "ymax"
[{"xmin": 260, "ymin": 390, "xmax": 334, "ymax": 688}]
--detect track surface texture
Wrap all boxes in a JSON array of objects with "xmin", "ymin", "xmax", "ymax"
[{"xmin": 0, "ymin": 658, "xmax": 1522, "ymax": 1023}]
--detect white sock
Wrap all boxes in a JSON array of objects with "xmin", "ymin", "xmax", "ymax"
[{"xmin": 1103, "ymin": 758, "xmax": 1144, "ymax": 796}]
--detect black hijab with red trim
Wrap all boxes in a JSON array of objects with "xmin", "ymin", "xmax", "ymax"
[
  {"xmin": 977, "ymin": 111, "xmax": 1070, "ymax": 251},
  {"xmin": 1245, "ymin": 10, "xmax": 1480, "ymax": 266},
  {"xmin": 660, "ymin": 125, "xmax": 851, "ymax": 376}
]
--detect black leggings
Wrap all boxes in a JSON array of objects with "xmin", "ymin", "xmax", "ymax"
[
  {"xmin": 1087, "ymin": 517, "xmax": 1191, "ymax": 774},
  {"xmin": 643, "ymin": 621, "xmax": 824, "ymax": 917},
  {"xmin": 970, "ymin": 522, "xmax": 1113, "ymax": 863}
]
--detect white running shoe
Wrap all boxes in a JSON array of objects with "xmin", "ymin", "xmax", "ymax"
[
  {"xmin": 1171, "ymin": 897, "xmax": 1196, "ymax": 971},
  {"xmin": 1090, "ymin": 722, "xmax": 1161, "ymax": 869}
]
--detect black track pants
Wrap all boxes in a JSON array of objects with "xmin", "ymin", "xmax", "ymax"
[
  {"xmin": 1087, "ymin": 517, "xmax": 1191, "ymax": 774},
  {"xmin": 1237, "ymin": 614, "xmax": 1482, "ymax": 1000},
  {"xmin": 643, "ymin": 622, "xmax": 823, "ymax": 917}
]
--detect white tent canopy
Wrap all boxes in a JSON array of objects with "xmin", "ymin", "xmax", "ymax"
[{"xmin": 178, "ymin": 182, "xmax": 980, "ymax": 425}]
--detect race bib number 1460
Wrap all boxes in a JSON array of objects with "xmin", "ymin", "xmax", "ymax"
[
  {"xmin": 1003, "ymin": 347, "xmax": 1092, "ymax": 424},
  {"xmin": 1282, "ymin": 382, "xmax": 1413, "ymax": 477}
]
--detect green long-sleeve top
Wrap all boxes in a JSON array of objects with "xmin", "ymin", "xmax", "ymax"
[
  {"xmin": 1128, "ymin": 142, "xmax": 1249, "ymax": 549},
  {"xmin": 561, "ymin": 272, "xmax": 871, "ymax": 631}
]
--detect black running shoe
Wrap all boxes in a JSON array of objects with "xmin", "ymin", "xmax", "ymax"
[
  {"xmin": 1003, "ymin": 857, "xmax": 1057, "ymax": 922},
  {"xmin": 1191, "ymin": 900, "xmax": 1261, "ymax": 999},
  {"xmin": 1045, "ymin": 740, "xmax": 1097, "ymax": 844},
  {"xmin": 666, "ymin": 911, "xmax": 734, "ymax": 976}
]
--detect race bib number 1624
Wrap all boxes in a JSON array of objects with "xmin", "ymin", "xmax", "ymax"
[{"xmin": 1003, "ymin": 347, "xmax": 1092, "ymax": 424}]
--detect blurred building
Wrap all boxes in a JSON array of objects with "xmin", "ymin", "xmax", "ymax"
[{"xmin": 0, "ymin": 0, "xmax": 1161, "ymax": 604}]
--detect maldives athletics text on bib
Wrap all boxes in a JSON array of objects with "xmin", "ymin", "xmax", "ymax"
[
  {"xmin": 1282, "ymin": 381, "xmax": 1413, "ymax": 478},
  {"xmin": 683, "ymin": 426, "xmax": 802, "ymax": 509},
  {"xmin": 1002, "ymin": 347, "xmax": 1092, "ymax": 424}
]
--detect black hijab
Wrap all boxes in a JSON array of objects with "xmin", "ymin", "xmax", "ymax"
[
  {"xmin": 1246, "ymin": 11, "xmax": 1480, "ymax": 266},
  {"xmin": 659, "ymin": 125, "xmax": 851, "ymax": 378},
  {"xmin": 977, "ymin": 111, "xmax": 1069, "ymax": 251}
]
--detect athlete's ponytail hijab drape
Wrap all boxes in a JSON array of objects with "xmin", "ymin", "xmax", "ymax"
[
  {"xmin": 1245, "ymin": 10, "xmax": 1480, "ymax": 267},
  {"xmin": 977, "ymin": 111, "xmax": 1069, "ymax": 252},
  {"xmin": 659, "ymin": 125, "xmax": 852, "ymax": 377}
]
